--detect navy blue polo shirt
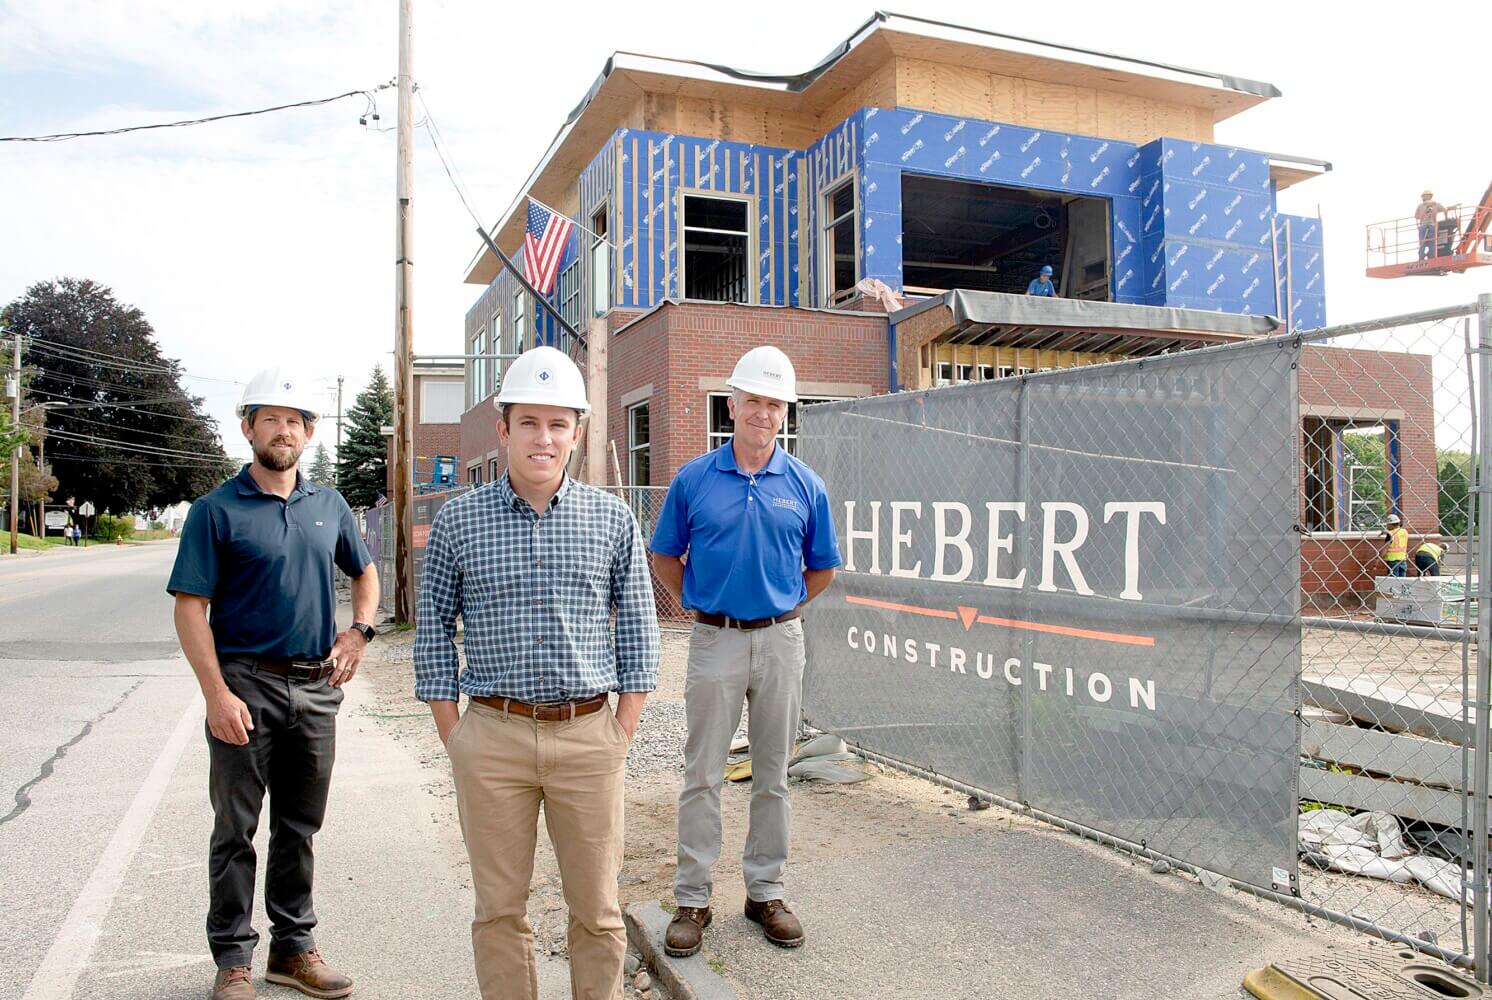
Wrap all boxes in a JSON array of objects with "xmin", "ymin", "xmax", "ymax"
[
  {"xmin": 167, "ymin": 465, "xmax": 373, "ymax": 661},
  {"xmin": 651, "ymin": 439, "xmax": 841, "ymax": 621}
]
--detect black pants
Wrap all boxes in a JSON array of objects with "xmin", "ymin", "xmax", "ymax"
[{"xmin": 207, "ymin": 657, "xmax": 342, "ymax": 969}]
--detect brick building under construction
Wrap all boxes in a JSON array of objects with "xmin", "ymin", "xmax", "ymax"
[{"xmin": 451, "ymin": 12, "xmax": 1434, "ymax": 604}]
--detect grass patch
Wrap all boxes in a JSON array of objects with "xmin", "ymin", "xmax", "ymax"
[
  {"xmin": 10, "ymin": 532, "xmax": 57, "ymax": 551},
  {"xmin": 708, "ymin": 958, "xmax": 728, "ymax": 976},
  {"xmin": 659, "ymin": 899, "xmax": 677, "ymax": 915}
]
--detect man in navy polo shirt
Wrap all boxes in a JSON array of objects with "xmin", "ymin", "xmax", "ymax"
[
  {"xmin": 169, "ymin": 368, "xmax": 378, "ymax": 1000},
  {"xmin": 652, "ymin": 346, "xmax": 841, "ymax": 957}
]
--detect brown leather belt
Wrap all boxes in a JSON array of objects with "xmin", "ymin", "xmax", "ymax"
[
  {"xmin": 695, "ymin": 609, "xmax": 801, "ymax": 631},
  {"xmin": 470, "ymin": 693, "xmax": 608, "ymax": 722},
  {"xmin": 250, "ymin": 658, "xmax": 334, "ymax": 681}
]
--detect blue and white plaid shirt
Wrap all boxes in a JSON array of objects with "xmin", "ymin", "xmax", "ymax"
[{"xmin": 413, "ymin": 473, "xmax": 660, "ymax": 703}]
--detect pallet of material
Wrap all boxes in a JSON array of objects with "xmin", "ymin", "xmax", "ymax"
[
  {"xmin": 1374, "ymin": 575, "xmax": 1472, "ymax": 602},
  {"xmin": 1374, "ymin": 595, "xmax": 1475, "ymax": 628},
  {"xmin": 1300, "ymin": 677, "xmax": 1468, "ymax": 744}
]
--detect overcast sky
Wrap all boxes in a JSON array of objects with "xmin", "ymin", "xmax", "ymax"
[{"xmin": 2, "ymin": 0, "xmax": 1488, "ymax": 464}]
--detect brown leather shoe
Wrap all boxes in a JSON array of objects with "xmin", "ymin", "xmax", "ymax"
[
  {"xmin": 211, "ymin": 966, "xmax": 255, "ymax": 1000},
  {"xmin": 664, "ymin": 905, "xmax": 713, "ymax": 957},
  {"xmin": 744, "ymin": 898, "xmax": 804, "ymax": 948},
  {"xmin": 265, "ymin": 949, "xmax": 353, "ymax": 999}
]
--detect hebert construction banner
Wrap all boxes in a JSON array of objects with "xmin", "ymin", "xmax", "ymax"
[{"xmin": 799, "ymin": 341, "xmax": 1301, "ymax": 893}]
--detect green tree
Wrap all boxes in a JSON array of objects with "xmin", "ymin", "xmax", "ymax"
[
  {"xmin": 335, "ymin": 366, "xmax": 392, "ymax": 507},
  {"xmin": 1, "ymin": 279, "xmax": 234, "ymax": 513},
  {"xmin": 1341, "ymin": 430, "xmax": 1388, "ymax": 530},
  {"xmin": 307, "ymin": 443, "xmax": 335, "ymax": 485},
  {"xmin": 1439, "ymin": 449, "xmax": 1471, "ymax": 538}
]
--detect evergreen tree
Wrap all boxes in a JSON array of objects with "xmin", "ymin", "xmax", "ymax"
[
  {"xmin": 336, "ymin": 366, "xmax": 392, "ymax": 507},
  {"xmin": 306, "ymin": 443, "xmax": 335, "ymax": 486}
]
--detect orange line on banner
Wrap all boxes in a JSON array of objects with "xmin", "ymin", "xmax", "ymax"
[{"xmin": 843, "ymin": 594, "xmax": 1155, "ymax": 648}]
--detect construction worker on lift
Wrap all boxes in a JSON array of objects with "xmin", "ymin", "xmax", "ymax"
[
  {"xmin": 1026, "ymin": 264, "xmax": 1057, "ymax": 296},
  {"xmin": 414, "ymin": 345, "xmax": 659, "ymax": 1000},
  {"xmin": 1416, "ymin": 190, "xmax": 1445, "ymax": 260},
  {"xmin": 1381, "ymin": 513, "xmax": 1410, "ymax": 577},
  {"xmin": 652, "ymin": 345, "xmax": 842, "ymax": 959},
  {"xmin": 1414, "ymin": 538, "xmax": 1446, "ymax": 577},
  {"xmin": 168, "ymin": 369, "xmax": 379, "ymax": 1000}
]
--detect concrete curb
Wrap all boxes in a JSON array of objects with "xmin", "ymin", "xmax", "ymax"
[{"xmin": 624, "ymin": 901, "xmax": 738, "ymax": 1000}]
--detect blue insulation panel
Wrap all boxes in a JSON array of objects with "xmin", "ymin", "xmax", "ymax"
[{"xmin": 1276, "ymin": 212, "xmax": 1327, "ymax": 330}]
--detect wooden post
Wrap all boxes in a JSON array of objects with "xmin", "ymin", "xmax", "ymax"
[
  {"xmin": 392, "ymin": 0, "xmax": 416, "ymax": 623},
  {"xmin": 584, "ymin": 316, "xmax": 609, "ymax": 486}
]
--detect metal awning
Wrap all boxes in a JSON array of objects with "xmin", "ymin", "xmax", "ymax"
[{"xmin": 892, "ymin": 290, "xmax": 1281, "ymax": 357}]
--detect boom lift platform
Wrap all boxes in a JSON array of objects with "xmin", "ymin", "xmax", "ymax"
[{"xmin": 1366, "ymin": 179, "xmax": 1492, "ymax": 278}]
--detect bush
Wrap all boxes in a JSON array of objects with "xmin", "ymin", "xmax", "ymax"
[{"xmin": 91, "ymin": 513, "xmax": 135, "ymax": 542}]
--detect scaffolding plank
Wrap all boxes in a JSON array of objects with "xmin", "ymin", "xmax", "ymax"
[
  {"xmin": 1301, "ymin": 722, "xmax": 1464, "ymax": 789},
  {"xmin": 1301, "ymin": 677, "xmax": 1468, "ymax": 745}
]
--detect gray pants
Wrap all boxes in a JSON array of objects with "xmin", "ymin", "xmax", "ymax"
[
  {"xmin": 206, "ymin": 657, "xmax": 342, "ymax": 969},
  {"xmin": 674, "ymin": 619, "xmax": 805, "ymax": 908}
]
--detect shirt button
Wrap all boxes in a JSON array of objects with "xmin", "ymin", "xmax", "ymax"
[
  {"xmin": 534, "ymin": 598, "xmax": 543, "ymax": 607},
  {"xmin": 536, "ymin": 636, "xmax": 545, "ymax": 645}
]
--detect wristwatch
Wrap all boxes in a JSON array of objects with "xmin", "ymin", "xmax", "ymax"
[{"xmin": 351, "ymin": 622, "xmax": 377, "ymax": 643}]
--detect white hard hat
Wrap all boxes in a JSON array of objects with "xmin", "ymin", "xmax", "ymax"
[
  {"xmin": 497, "ymin": 346, "xmax": 589, "ymax": 412},
  {"xmin": 727, "ymin": 345, "xmax": 798, "ymax": 403},
  {"xmin": 237, "ymin": 368, "xmax": 321, "ymax": 421},
  {"xmin": 1386, "ymin": 514, "xmax": 1402, "ymax": 525}
]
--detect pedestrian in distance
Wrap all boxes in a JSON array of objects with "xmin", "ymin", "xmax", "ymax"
[
  {"xmin": 168, "ymin": 369, "xmax": 380, "ymax": 1000},
  {"xmin": 652, "ymin": 345, "xmax": 842, "ymax": 957},
  {"xmin": 414, "ymin": 345, "xmax": 660, "ymax": 1000},
  {"xmin": 1026, "ymin": 264, "xmax": 1057, "ymax": 296},
  {"xmin": 1381, "ymin": 513, "xmax": 1410, "ymax": 578}
]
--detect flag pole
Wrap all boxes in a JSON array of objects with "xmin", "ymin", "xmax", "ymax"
[
  {"xmin": 474, "ymin": 226, "xmax": 588, "ymax": 349},
  {"xmin": 529, "ymin": 196, "xmax": 612, "ymax": 248}
]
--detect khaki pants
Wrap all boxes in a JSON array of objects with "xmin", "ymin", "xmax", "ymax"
[
  {"xmin": 449, "ymin": 701, "xmax": 629, "ymax": 1000},
  {"xmin": 674, "ymin": 619, "xmax": 806, "ymax": 908}
]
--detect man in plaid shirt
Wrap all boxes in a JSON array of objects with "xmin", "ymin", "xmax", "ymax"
[{"xmin": 414, "ymin": 346, "xmax": 659, "ymax": 1000}]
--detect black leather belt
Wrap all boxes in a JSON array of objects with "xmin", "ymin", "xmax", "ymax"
[
  {"xmin": 695, "ymin": 609, "xmax": 801, "ymax": 631},
  {"xmin": 249, "ymin": 657, "xmax": 335, "ymax": 681}
]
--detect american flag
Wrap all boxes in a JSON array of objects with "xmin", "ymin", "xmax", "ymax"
[{"xmin": 522, "ymin": 199, "xmax": 575, "ymax": 296}]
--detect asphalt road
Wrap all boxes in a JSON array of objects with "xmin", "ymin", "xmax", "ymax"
[{"xmin": 0, "ymin": 542, "xmax": 570, "ymax": 1000}]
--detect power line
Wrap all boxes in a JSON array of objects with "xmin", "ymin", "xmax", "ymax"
[
  {"xmin": 25, "ymin": 336, "xmax": 245, "ymax": 384},
  {"xmin": 28, "ymin": 405, "xmax": 212, "ymax": 444},
  {"xmin": 25, "ymin": 341, "xmax": 244, "ymax": 386},
  {"xmin": 27, "ymin": 387, "xmax": 224, "ymax": 421},
  {"xmin": 1, "ymin": 85, "xmax": 393, "ymax": 143},
  {"xmin": 416, "ymin": 90, "xmax": 486, "ymax": 231},
  {"xmin": 32, "ymin": 425, "xmax": 232, "ymax": 462},
  {"xmin": 44, "ymin": 451, "xmax": 236, "ymax": 471}
]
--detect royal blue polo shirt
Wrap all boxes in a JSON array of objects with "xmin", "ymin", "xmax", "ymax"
[
  {"xmin": 1026, "ymin": 278, "xmax": 1056, "ymax": 296},
  {"xmin": 651, "ymin": 439, "xmax": 841, "ymax": 621},
  {"xmin": 167, "ymin": 465, "xmax": 373, "ymax": 661}
]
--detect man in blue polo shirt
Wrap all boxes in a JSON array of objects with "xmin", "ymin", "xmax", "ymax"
[
  {"xmin": 168, "ymin": 369, "xmax": 378, "ymax": 1000},
  {"xmin": 1026, "ymin": 264, "xmax": 1057, "ymax": 296},
  {"xmin": 652, "ymin": 345, "xmax": 841, "ymax": 957}
]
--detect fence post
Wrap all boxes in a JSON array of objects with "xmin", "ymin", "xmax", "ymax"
[{"xmin": 1475, "ymin": 292, "xmax": 1492, "ymax": 982}]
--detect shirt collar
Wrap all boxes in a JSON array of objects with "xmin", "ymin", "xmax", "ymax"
[
  {"xmin": 715, "ymin": 438, "xmax": 789, "ymax": 477},
  {"xmin": 234, "ymin": 463, "xmax": 318, "ymax": 498},
  {"xmin": 497, "ymin": 470, "xmax": 573, "ymax": 514}
]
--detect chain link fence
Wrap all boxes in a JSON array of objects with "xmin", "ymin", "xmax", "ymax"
[
  {"xmin": 603, "ymin": 486, "xmax": 690, "ymax": 628},
  {"xmin": 799, "ymin": 295, "xmax": 1492, "ymax": 976}
]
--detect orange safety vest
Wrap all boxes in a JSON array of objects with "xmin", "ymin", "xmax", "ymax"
[{"xmin": 1385, "ymin": 527, "xmax": 1409, "ymax": 562}]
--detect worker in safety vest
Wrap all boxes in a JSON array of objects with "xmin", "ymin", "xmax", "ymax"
[
  {"xmin": 1414, "ymin": 540, "xmax": 1445, "ymax": 577},
  {"xmin": 1415, "ymin": 190, "xmax": 1445, "ymax": 261},
  {"xmin": 1381, "ymin": 514, "xmax": 1409, "ymax": 577}
]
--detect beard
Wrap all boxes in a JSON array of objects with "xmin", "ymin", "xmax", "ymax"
[{"xmin": 253, "ymin": 438, "xmax": 305, "ymax": 472}]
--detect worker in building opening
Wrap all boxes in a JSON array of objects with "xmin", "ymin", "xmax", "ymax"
[
  {"xmin": 652, "ymin": 345, "xmax": 841, "ymax": 958},
  {"xmin": 1381, "ymin": 513, "xmax": 1410, "ymax": 577},
  {"xmin": 1415, "ymin": 190, "xmax": 1445, "ymax": 260},
  {"xmin": 1414, "ymin": 538, "xmax": 1446, "ymax": 577},
  {"xmin": 413, "ymin": 345, "xmax": 659, "ymax": 1000},
  {"xmin": 169, "ymin": 369, "xmax": 379, "ymax": 1000},
  {"xmin": 1026, "ymin": 264, "xmax": 1057, "ymax": 296}
]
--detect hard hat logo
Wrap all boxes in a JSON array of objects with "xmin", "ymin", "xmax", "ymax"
[
  {"xmin": 536, "ymin": 369, "xmax": 553, "ymax": 384},
  {"xmin": 727, "ymin": 345, "xmax": 799, "ymax": 403},
  {"xmin": 237, "ymin": 368, "xmax": 322, "ymax": 422}
]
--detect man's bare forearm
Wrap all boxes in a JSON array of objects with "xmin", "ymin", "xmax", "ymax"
[
  {"xmin": 803, "ymin": 567, "xmax": 835, "ymax": 605},
  {"xmin": 616, "ymin": 691, "xmax": 647, "ymax": 740},
  {"xmin": 174, "ymin": 596, "xmax": 228, "ymax": 699},
  {"xmin": 351, "ymin": 564, "xmax": 379, "ymax": 624},
  {"xmin": 655, "ymin": 554, "xmax": 685, "ymax": 605},
  {"xmin": 429, "ymin": 699, "xmax": 460, "ymax": 747}
]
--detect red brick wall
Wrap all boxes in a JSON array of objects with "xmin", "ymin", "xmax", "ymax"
[
  {"xmin": 606, "ymin": 302, "xmax": 889, "ymax": 486},
  {"xmin": 1299, "ymin": 346, "xmax": 1438, "ymax": 604}
]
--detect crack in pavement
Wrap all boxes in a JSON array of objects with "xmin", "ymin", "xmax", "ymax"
[{"xmin": 0, "ymin": 679, "xmax": 145, "ymax": 826}]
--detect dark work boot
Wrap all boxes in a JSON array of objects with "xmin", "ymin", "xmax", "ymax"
[
  {"xmin": 744, "ymin": 898, "xmax": 804, "ymax": 949},
  {"xmin": 265, "ymin": 949, "xmax": 353, "ymax": 999},
  {"xmin": 664, "ymin": 905, "xmax": 713, "ymax": 957}
]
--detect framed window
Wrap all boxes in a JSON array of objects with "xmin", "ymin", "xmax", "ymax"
[
  {"xmin": 489, "ymin": 458, "xmax": 502, "ymax": 483},
  {"xmin": 420, "ymin": 379, "xmax": 463, "ymax": 424},
  {"xmin": 707, "ymin": 393, "xmax": 849, "ymax": 457},
  {"xmin": 467, "ymin": 328, "xmax": 483, "ymax": 407},
  {"xmin": 976, "ymin": 364, "xmax": 995, "ymax": 381},
  {"xmin": 467, "ymin": 464, "xmax": 482, "ymax": 485},
  {"xmin": 489, "ymin": 309, "xmax": 502, "ymax": 396},
  {"xmin": 997, "ymin": 365, "xmax": 1015, "ymax": 379},
  {"xmin": 935, "ymin": 362, "xmax": 953, "ymax": 387},
  {"xmin": 513, "ymin": 290, "xmax": 528, "ymax": 354},
  {"xmin": 559, "ymin": 258, "xmax": 582, "ymax": 330},
  {"xmin": 955, "ymin": 364, "xmax": 974, "ymax": 384},
  {"xmin": 590, "ymin": 204, "xmax": 610, "ymax": 316},
  {"xmin": 628, "ymin": 401, "xmax": 650, "ymax": 486},
  {"xmin": 680, "ymin": 193, "xmax": 753, "ymax": 303},
  {"xmin": 821, "ymin": 179, "xmax": 858, "ymax": 305}
]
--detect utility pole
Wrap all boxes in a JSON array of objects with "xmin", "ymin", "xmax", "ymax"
[
  {"xmin": 8, "ymin": 333, "xmax": 20, "ymax": 555},
  {"xmin": 392, "ymin": 0, "xmax": 416, "ymax": 623},
  {"xmin": 335, "ymin": 375, "xmax": 345, "ymax": 485}
]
